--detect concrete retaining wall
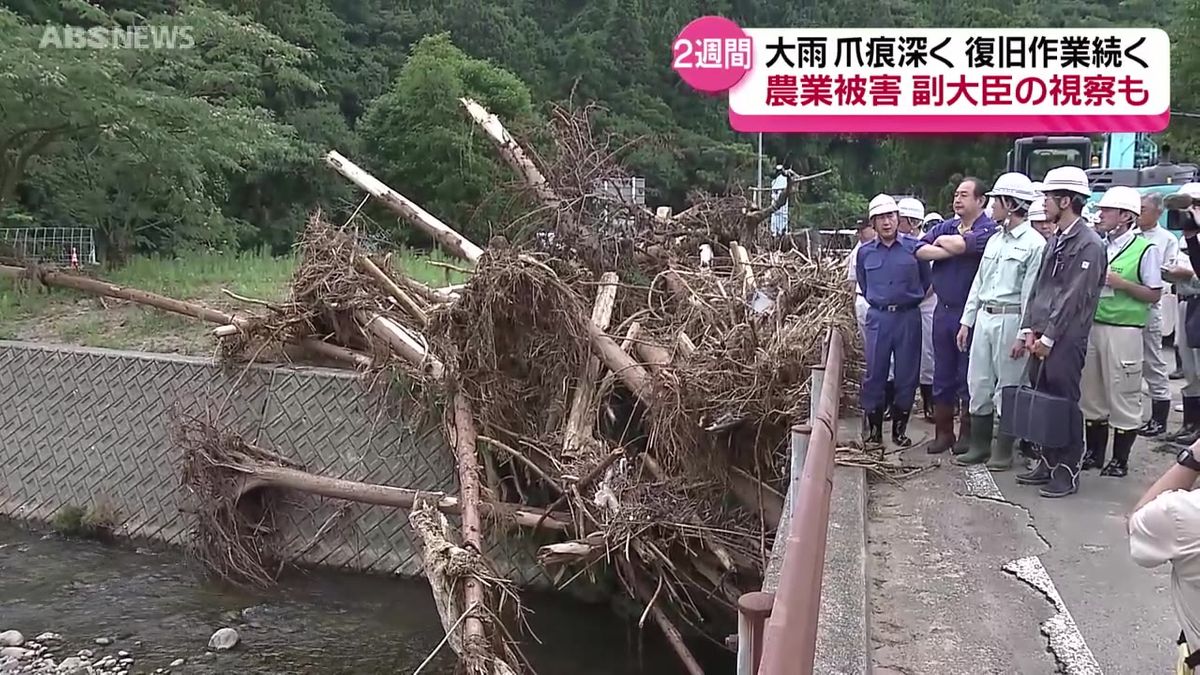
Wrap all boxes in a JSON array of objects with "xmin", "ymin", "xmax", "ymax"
[{"xmin": 0, "ymin": 341, "xmax": 549, "ymax": 587}]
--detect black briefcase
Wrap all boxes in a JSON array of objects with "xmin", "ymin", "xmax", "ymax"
[{"xmin": 999, "ymin": 381, "xmax": 1075, "ymax": 449}]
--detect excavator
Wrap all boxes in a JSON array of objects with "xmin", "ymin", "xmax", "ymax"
[
  {"xmin": 1006, "ymin": 133, "xmax": 1199, "ymax": 226},
  {"xmin": 1007, "ymin": 133, "xmax": 1199, "ymax": 337}
]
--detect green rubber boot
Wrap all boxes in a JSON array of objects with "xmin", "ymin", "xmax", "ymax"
[
  {"xmin": 987, "ymin": 429, "xmax": 1016, "ymax": 472},
  {"xmin": 954, "ymin": 413, "xmax": 994, "ymax": 466}
]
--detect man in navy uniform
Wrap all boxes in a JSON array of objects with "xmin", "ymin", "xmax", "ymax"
[
  {"xmin": 857, "ymin": 194, "xmax": 932, "ymax": 447},
  {"xmin": 916, "ymin": 178, "xmax": 1000, "ymax": 454}
]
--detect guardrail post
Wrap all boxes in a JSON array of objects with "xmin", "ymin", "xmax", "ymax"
[
  {"xmin": 796, "ymin": 366, "xmax": 826, "ymax": 469},
  {"xmin": 736, "ymin": 591, "xmax": 775, "ymax": 675},
  {"xmin": 764, "ymin": 424, "xmax": 811, "ymax": 592}
]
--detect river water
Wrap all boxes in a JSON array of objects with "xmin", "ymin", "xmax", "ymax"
[{"xmin": 0, "ymin": 520, "xmax": 716, "ymax": 674}]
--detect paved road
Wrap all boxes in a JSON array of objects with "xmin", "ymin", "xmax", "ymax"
[{"xmin": 866, "ymin": 383, "xmax": 1185, "ymax": 674}]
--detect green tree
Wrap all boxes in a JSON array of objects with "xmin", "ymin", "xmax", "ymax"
[{"xmin": 357, "ymin": 33, "xmax": 535, "ymax": 244}]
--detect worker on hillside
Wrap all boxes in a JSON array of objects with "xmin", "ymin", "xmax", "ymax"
[
  {"xmin": 899, "ymin": 197, "xmax": 937, "ymax": 421},
  {"xmin": 915, "ymin": 178, "xmax": 999, "ymax": 455},
  {"xmin": 954, "ymin": 173, "xmax": 1047, "ymax": 470},
  {"xmin": 856, "ymin": 194, "xmax": 931, "ymax": 447},
  {"xmin": 1164, "ymin": 183, "xmax": 1200, "ymax": 447},
  {"xmin": 1014, "ymin": 166, "xmax": 1108, "ymax": 498},
  {"xmin": 1135, "ymin": 192, "xmax": 1179, "ymax": 438},
  {"xmin": 1029, "ymin": 199, "xmax": 1054, "ymax": 239},
  {"xmin": 1077, "ymin": 186, "xmax": 1163, "ymax": 478}
]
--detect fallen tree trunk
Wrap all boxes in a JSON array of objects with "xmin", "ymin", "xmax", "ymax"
[
  {"xmin": 324, "ymin": 150, "xmax": 485, "ymax": 263},
  {"xmin": 354, "ymin": 310, "xmax": 445, "ymax": 380},
  {"xmin": 449, "ymin": 393, "xmax": 489, "ymax": 661},
  {"xmin": 460, "ymin": 98, "xmax": 559, "ymax": 210},
  {"xmin": 562, "ymin": 272, "xmax": 619, "ymax": 454},
  {"xmin": 354, "ymin": 255, "xmax": 429, "ymax": 326},
  {"xmin": 235, "ymin": 463, "xmax": 569, "ymax": 532},
  {"xmin": 0, "ymin": 264, "xmax": 373, "ymax": 369}
]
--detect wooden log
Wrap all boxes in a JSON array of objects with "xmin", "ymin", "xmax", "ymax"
[
  {"xmin": 0, "ymin": 264, "xmax": 245, "ymax": 326},
  {"xmin": 1, "ymin": 264, "xmax": 375, "ymax": 370},
  {"xmin": 621, "ymin": 560, "xmax": 705, "ymax": 675},
  {"xmin": 729, "ymin": 241, "xmax": 755, "ymax": 295},
  {"xmin": 460, "ymin": 98, "xmax": 559, "ymax": 209},
  {"xmin": 324, "ymin": 150, "xmax": 484, "ymax": 263},
  {"xmin": 235, "ymin": 463, "xmax": 568, "ymax": 531},
  {"xmin": 562, "ymin": 272, "xmax": 619, "ymax": 453},
  {"xmin": 354, "ymin": 310, "xmax": 445, "ymax": 380},
  {"xmin": 585, "ymin": 322, "xmax": 654, "ymax": 404},
  {"xmin": 448, "ymin": 393, "xmax": 488, "ymax": 656},
  {"xmin": 634, "ymin": 341, "xmax": 673, "ymax": 375},
  {"xmin": 354, "ymin": 255, "xmax": 429, "ymax": 327},
  {"xmin": 676, "ymin": 332, "xmax": 697, "ymax": 360}
]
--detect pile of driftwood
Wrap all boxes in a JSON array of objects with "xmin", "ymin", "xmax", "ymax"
[{"xmin": 0, "ymin": 100, "xmax": 861, "ymax": 675}]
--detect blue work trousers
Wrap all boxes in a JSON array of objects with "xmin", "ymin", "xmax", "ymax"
[
  {"xmin": 861, "ymin": 305, "xmax": 922, "ymax": 412},
  {"xmin": 933, "ymin": 302, "xmax": 971, "ymax": 405}
]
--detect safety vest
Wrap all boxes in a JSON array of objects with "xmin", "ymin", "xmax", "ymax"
[{"xmin": 1095, "ymin": 235, "xmax": 1153, "ymax": 327}]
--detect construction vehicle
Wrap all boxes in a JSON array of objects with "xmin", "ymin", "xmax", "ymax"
[
  {"xmin": 1008, "ymin": 133, "xmax": 1198, "ymax": 337},
  {"xmin": 1008, "ymin": 133, "xmax": 1199, "ymax": 227}
]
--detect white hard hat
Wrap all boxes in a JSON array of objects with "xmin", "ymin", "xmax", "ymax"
[
  {"xmin": 898, "ymin": 197, "xmax": 925, "ymax": 221},
  {"xmin": 1028, "ymin": 198, "xmax": 1047, "ymax": 222},
  {"xmin": 1032, "ymin": 166, "xmax": 1091, "ymax": 196},
  {"xmin": 1179, "ymin": 182, "xmax": 1200, "ymax": 199},
  {"xmin": 924, "ymin": 212, "xmax": 943, "ymax": 224},
  {"xmin": 868, "ymin": 194, "xmax": 899, "ymax": 218},
  {"xmin": 1097, "ymin": 186, "xmax": 1142, "ymax": 216},
  {"xmin": 1164, "ymin": 183, "xmax": 1200, "ymax": 209},
  {"xmin": 987, "ymin": 172, "xmax": 1038, "ymax": 202}
]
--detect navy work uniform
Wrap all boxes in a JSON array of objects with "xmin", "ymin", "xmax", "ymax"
[
  {"xmin": 857, "ymin": 194, "xmax": 932, "ymax": 447},
  {"xmin": 919, "ymin": 183, "xmax": 999, "ymax": 455}
]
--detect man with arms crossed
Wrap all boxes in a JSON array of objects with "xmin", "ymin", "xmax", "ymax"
[{"xmin": 916, "ymin": 178, "xmax": 999, "ymax": 455}]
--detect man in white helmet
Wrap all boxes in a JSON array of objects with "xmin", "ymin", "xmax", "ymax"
[
  {"xmin": 1076, "ymin": 186, "xmax": 1163, "ymax": 479},
  {"xmin": 954, "ymin": 172, "xmax": 1047, "ymax": 470},
  {"xmin": 1164, "ymin": 183, "xmax": 1200, "ymax": 446},
  {"xmin": 1029, "ymin": 198, "xmax": 1053, "ymax": 239},
  {"xmin": 1015, "ymin": 166, "xmax": 1108, "ymax": 498},
  {"xmin": 899, "ymin": 197, "xmax": 937, "ymax": 420},
  {"xmin": 1134, "ymin": 191, "xmax": 1180, "ymax": 438},
  {"xmin": 856, "ymin": 194, "xmax": 931, "ymax": 447}
]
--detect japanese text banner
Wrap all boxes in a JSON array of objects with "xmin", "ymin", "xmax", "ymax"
[{"xmin": 671, "ymin": 21, "xmax": 1171, "ymax": 133}]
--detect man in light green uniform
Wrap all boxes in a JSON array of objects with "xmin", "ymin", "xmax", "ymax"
[{"xmin": 955, "ymin": 173, "xmax": 1047, "ymax": 469}]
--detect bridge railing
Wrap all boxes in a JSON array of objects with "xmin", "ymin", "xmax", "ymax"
[{"xmin": 736, "ymin": 328, "xmax": 845, "ymax": 675}]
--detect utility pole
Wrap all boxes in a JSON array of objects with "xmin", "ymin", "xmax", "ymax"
[{"xmin": 756, "ymin": 133, "xmax": 764, "ymax": 209}]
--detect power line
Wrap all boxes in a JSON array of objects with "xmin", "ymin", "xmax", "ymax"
[{"xmin": 1172, "ymin": 110, "xmax": 1200, "ymax": 119}]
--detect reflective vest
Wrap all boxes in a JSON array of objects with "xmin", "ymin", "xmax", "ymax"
[{"xmin": 1095, "ymin": 236, "xmax": 1153, "ymax": 327}]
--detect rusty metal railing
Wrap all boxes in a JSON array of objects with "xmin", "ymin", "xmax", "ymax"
[{"xmin": 736, "ymin": 328, "xmax": 845, "ymax": 675}]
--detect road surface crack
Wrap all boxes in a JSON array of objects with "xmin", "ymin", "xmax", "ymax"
[
  {"xmin": 960, "ymin": 491, "xmax": 1052, "ymax": 551},
  {"xmin": 1003, "ymin": 557, "xmax": 1102, "ymax": 674}
]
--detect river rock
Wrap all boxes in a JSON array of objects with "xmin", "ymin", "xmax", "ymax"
[
  {"xmin": 0, "ymin": 648, "xmax": 30, "ymax": 661},
  {"xmin": 35, "ymin": 633, "xmax": 62, "ymax": 644},
  {"xmin": 93, "ymin": 638, "xmax": 111, "ymax": 647},
  {"xmin": 169, "ymin": 658, "xmax": 184, "ymax": 667},
  {"xmin": 57, "ymin": 656, "xmax": 91, "ymax": 674},
  {"xmin": 207, "ymin": 628, "xmax": 238, "ymax": 651},
  {"xmin": 0, "ymin": 633, "xmax": 22, "ymax": 648},
  {"xmin": 77, "ymin": 649, "xmax": 93, "ymax": 659}
]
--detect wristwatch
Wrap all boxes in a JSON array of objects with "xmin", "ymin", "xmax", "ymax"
[{"xmin": 1178, "ymin": 447, "xmax": 1200, "ymax": 472}]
